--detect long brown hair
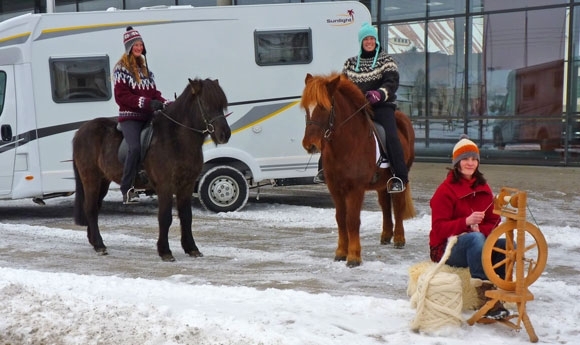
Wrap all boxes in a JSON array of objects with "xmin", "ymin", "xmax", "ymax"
[{"xmin": 116, "ymin": 54, "xmax": 149, "ymax": 83}]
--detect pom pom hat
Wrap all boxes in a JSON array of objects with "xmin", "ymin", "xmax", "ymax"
[
  {"xmin": 123, "ymin": 26, "xmax": 146, "ymax": 55},
  {"xmin": 355, "ymin": 22, "xmax": 380, "ymax": 72},
  {"xmin": 452, "ymin": 134, "xmax": 480, "ymax": 166}
]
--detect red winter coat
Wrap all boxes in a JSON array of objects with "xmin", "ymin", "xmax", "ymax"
[{"xmin": 429, "ymin": 171, "xmax": 500, "ymax": 262}]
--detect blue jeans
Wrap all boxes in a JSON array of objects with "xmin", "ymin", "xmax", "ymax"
[{"xmin": 446, "ymin": 232, "xmax": 507, "ymax": 280}]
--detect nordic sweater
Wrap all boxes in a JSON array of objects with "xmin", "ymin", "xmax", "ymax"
[
  {"xmin": 342, "ymin": 49, "xmax": 399, "ymax": 102},
  {"xmin": 429, "ymin": 171, "xmax": 501, "ymax": 262},
  {"xmin": 113, "ymin": 62, "xmax": 166, "ymax": 122}
]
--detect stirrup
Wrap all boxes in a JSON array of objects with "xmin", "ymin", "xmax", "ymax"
[
  {"xmin": 123, "ymin": 187, "xmax": 140, "ymax": 204},
  {"xmin": 387, "ymin": 176, "xmax": 405, "ymax": 194}
]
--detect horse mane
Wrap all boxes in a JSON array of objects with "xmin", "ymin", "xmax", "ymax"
[
  {"xmin": 169, "ymin": 78, "xmax": 229, "ymax": 117},
  {"xmin": 300, "ymin": 72, "xmax": 366, "ymax": 112}
]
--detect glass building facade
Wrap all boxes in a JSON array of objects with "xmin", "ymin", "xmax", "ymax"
[{"xmin": 2, "ymin": 0, "xmax": 579, "ymax": 166}]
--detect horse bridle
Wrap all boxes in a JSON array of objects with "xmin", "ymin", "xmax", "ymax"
[
  {"xmin": 158, "ymin": 97, "xmax": 229, "ymax": 135},
  {"xmin": 305, "ymin": 97, "xmax": 370, "ymax": 140}
]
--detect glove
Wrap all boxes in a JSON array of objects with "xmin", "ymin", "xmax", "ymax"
[
  {"xmin": 150, "ymin": 99, "xmax": 164, "ymax": 111},
  {"xmin": 365, "ymin": 90, "xmax": 382, "ymax": 104}
]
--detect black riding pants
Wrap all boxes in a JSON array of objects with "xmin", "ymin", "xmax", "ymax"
[
  {"xmin": 373, "ymin": 103, "xmax": 408, "ymax": 184},
  {"xmin": 120, "ymin": 120, "xmax": 146, "ymax": 194}
]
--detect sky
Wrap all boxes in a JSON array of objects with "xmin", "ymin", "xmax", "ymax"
[{"xmin": 1, "ymin": 189, "xmax": 579, "ymax": 345}]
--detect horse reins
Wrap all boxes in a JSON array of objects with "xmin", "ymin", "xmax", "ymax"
[
  {"xmin": 158, "ymin": 98, "xmax": 229, "ymax": 135},
  {"xmin": 305, "ymin": 97, "xmax": 370, "ymax": 140}
]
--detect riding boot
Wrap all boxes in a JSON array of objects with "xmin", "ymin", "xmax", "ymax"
[
  {"xmin": 475, "ymin": 280, "xmax": 510, "ymax": 320},
  {"xmin": 313, "ymin": 157, "xmax": 325, "ymax": 184},
  {"xmin": 373, "ymin": 103, "xmax": 408, "ymax": 192}
]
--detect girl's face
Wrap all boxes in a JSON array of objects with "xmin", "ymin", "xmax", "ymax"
[
  {"xmin": 362, "ymin": 36, "xmax": 377, "ymax": 53},
  {"xmin": 458, "ymin": 156, "xmax": 479, "ymax": 179},
  {"xmin": 131, "ymin": 41, "xmax": 144, "ymax": 57}
]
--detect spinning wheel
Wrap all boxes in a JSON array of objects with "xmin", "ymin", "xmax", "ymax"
[
  {"xmin": 482, "ymin": 221, "xmax": 547, "ymax": 291},
  {"xmin": 468, "ymin": 187, "xmax": 548, "ymax": 343}
]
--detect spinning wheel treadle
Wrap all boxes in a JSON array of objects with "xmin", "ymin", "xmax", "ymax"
[{"xmin": 482, "ymin": 221, "xmax": 548, "ymax": 291}]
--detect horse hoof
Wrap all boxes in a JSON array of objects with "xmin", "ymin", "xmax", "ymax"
[
  {"xmin": 394, "ymin": 242, "xmax": 405, "ymax": 249},
  {"xmin": 94, "ymin": 247, "xmax": 108, "ymax": 256},
  {"xmin": 187, "ymin": 251, "xmax": 204, "ymax": 258},
  {"xmin": 334, "ymin": 255, "xmax": 346, "ymax": 262},
  {"xmin": 161, "ymin": 254, "xmax": 176, "ymax": 262},
  {"xmin": 380, "ymin": 239, "xmax": 392, "ymax": 245},
  {"xmin": 346, "ymin": 260, "xmax": 361, "ymax": 268}
]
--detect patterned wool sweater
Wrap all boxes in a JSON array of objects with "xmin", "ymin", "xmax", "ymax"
[
  {"xmin": 113, "ymin": 63, "xmax": 166, "ymax": 122},
  {"xmin": 342, "ymin": 49, "xmax": 399, "ymax": 103}
]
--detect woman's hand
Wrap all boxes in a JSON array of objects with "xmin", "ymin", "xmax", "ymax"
[{"xmin": 466, "ymin": 211, "xmax": 485, "ymax": 231}]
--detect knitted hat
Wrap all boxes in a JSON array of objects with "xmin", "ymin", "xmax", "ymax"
[
  {"xmin": 355, "ymin": 22, "xmax": 380, "ymax": 72},
  {"xmin": 452, "ymin": 134, "xmax": 480, "ymax": 166},
  {"xmin": 123, "ymin": 26, "xmax": 146, "ymax": 55}
]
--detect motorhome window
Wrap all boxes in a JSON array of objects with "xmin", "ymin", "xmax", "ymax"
[
  {"xmin": 49, "ymin": 56, "xmax": 111, "ymax": 103},
  {"xmin": 0, "ymin": 71, "xmax": 5, "ymax": 115},
  {"xmin": 254, "ymin": 29, "xmax": 312, "ymax": 66}
]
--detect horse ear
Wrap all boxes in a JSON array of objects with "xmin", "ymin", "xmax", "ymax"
[
  {"xmin": 326, "ymin": 75, "xmax": 341, "ymax": 95},
  {"xmin": 305, "ymin": 73, "xmax": 313, "ymax": 85},
  {"xmin": 188, "ymin": 78, "xmax": 201, "ymax": 95}
]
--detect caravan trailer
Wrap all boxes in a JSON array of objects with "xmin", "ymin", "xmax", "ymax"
[{"xmin": 0, "ymin": 2, "xmax": 371, "ymax": 212}]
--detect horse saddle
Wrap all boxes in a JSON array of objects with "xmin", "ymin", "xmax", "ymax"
[
  {"xmin": 371, "ymin": 120, "xmax": 389, "ymax": 164},
  {"xmin": 116, "ymin": 121, "xmax": 154, "ymax": 165}
]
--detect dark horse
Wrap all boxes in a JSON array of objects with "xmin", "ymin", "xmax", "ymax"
[
  {"xmin": 301, "ymin": 73, "xmax": 416, "ymax": 267},
  {"xmin": 73, "ymin": 78, "xmax": 231, "ymax": 261}
]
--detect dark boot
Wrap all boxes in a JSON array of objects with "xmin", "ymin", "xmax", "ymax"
[
  {"xmin": 475, "ymin": 281, "xmax": 510, "ymax": 320},
  {"xmin": 313, "ymin": 169, "xmax": 325, "ymax": 184}
]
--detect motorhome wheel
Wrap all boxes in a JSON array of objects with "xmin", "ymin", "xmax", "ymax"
[{"xmin": 198, "ymin": 165, "xmax": 249, "ymax": 213}]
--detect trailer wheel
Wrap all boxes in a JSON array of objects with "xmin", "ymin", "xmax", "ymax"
[{"xmin": 198, "ymin": 166, "xmax": 249, "ymax": 213}]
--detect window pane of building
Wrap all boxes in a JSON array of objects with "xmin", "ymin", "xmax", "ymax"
[
  {"xmin": 472, "ymin": 0, "xmax": 568, "ymax": 12},
  {"xmin": 382, "ymin": 0, "xmax": 426, "ymax": 22},
  {"xmin": 384, "ymin": 21, "xmax": 427, "ymax": 143},
  {"xmin": 125, "ymin": 0, "xmax": 173, "ymax": 9},
  {"xmin": 78, "ymin": 0, "xmax": 122, "ymax": 11},
  {"xmin": 483, "ymin": 7, "xmax": 566, "ymax": 161}
]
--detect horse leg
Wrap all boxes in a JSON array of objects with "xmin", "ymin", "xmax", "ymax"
[
  {"xmin": 175, "ymin": 193, "xmax": 202, "ymax": 258},
  {"xmin": 344, "ymin": 190, "xmax": 365, "ymax": 267},
  {"xmin": 156, "ymin": 192, "xmax": 175, "ymax": 261},
  {"xmin": 82, "ymin": 182, "xmax": 107, "ymax": 255},
  {"xmin": 377, "ymin": 191, "xmax": 394, "ymax": 245},
  {"xmin": 331, "ymin": 194, "xmax": 348, "ymax": 262},
  {"xmin": 97, "ymin": 179, "xmax": 110, "ymax": 210},
  {"xmin": 391, "ymin": 193, "xmax": 406, "ymax": 248}
]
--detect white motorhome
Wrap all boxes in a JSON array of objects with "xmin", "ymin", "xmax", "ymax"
[{"xmin": 0, "ymin": 2, "xmax": 370, "ymax": 212}]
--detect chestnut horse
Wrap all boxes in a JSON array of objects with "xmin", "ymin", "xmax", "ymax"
[
  {"xmin": 301, "ymin": 73, "xmax": 416, "ymax": 267},
  {"xmin": 73, "ymin": 78, "xmax": 231, "ymax": 261}
]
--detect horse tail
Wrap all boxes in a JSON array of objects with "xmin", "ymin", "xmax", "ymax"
[
  {"xmin": 73, "ymin": 160, "xmax": 88, "ymax": 226},
  {"xmin": 401, "ymin": 182, "xmax": 416, "ymax": 220}
]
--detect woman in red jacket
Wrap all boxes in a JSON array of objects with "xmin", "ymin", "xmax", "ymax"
[{"xmin": 429, "ymin": 134, "xmax": 508, "ymax": 319}]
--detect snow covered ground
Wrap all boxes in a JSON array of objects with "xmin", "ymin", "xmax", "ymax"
[{"xmin": 1, "ymin": 163, "xmax": 579, "ymax": 344}]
